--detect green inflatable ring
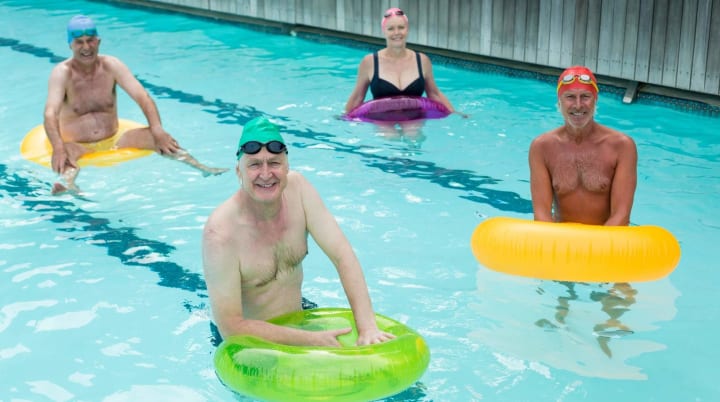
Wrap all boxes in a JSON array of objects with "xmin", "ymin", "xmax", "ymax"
[{"xmin": 213, "ymin": 308, "xmax": 430, "ymax": 402}]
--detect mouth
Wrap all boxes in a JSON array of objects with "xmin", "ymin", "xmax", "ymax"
[
  {"xmin": 255, "ymin": 182, "xmax": 276, "ymax": 189},
  {"xmin": 568, "ymin": 110, "xmax": 588, "ymax": 118}
]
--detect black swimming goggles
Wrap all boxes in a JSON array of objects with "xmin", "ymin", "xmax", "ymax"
[{"xmin": 236, "ymin": 141, "xmax": 287, "ymax": 156}]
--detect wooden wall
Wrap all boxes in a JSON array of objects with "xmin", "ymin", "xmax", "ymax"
[{"xmin": 113, "ymin": 0, "xmax": 720, "ymax": 98}]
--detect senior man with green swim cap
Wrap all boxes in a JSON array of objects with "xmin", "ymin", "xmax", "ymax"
[{"xmin": 202, "ymin": 116, "xmax": 394, "ymax": 347}]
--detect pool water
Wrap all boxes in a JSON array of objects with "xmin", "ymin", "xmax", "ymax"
[{"xmin": 1, "ymin": 1, "xmax": 719, "ymax": 401}]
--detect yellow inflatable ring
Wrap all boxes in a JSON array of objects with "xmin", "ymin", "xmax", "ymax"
[
  {"xmin": 213, "ymin": 308, "xmax": 430, "ymax": 402},
  {"xmin": 20, "ymin": 119, "xmax": 153, "ymax": 168},
  {"xmin": 470, "ymin": 217, "xmax": 681, "ymax": 282}
]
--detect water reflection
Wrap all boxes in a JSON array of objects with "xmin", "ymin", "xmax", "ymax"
[
  {"xmin": 374, "ymin": 120, "xmax": 428, "ymax": 154},
  {"xmin": 535, "ymin": 281, "xmax": 637, "ymax": 358},
  {"xmin": 469, "ymin": 268, "xmax": 679, "ymax": 380}
]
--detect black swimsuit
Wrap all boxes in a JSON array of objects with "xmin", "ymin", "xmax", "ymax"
[{"xmin": 370, "ymin": 51, "xmax": 425, "ymax": 99}]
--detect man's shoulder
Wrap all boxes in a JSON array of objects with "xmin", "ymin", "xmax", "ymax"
[
  {"xmin": 52, "ymin": 58, "xmax": 72, "ymax": 72},
  {"xmin": 49, "ymin": 59, "xmax": 76, "ymax": 83},
  {"xmin": 596, "ymin": 123, "xmax": 635, "ymax": 144},
  {"xmin": 204, "ymin": 195, "xmax": 240, "ymax": 232},
  {"xmin": 287, "ymin": 170, "xmax": 324, "ymax": 205},
  {"xmin": 287, "ymin": 170, "xmax": 307, "ymax": 183},
  {"xmin": 531, "ymin": 128, "xmax": 561, "ymax": 146},
  {"xmin": 97, "ymin": 54, "xmax": 123, "ymax": 67}
]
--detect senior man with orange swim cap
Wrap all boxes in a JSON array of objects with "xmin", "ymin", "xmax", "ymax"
[{"xmin": 528, "ymin": 66, "xmax": 638, "ymax": 226}]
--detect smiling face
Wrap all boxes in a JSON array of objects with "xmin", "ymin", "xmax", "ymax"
[
  {"xmin": 237, "ymin": 149, "xmax": 289, "ymax": 203},
  {"xmin": 383, "ymin": 17, "xmax": 408, "ymax": 47},
  {"xmin": 558, "ymin": 88, "xmax": 597, "ymax": 129},
  {"xmin": 70, "ymin": 35, "xmax": 100, "ymax": 64}
]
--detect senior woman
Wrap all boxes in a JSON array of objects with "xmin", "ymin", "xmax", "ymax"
[{"xmin": 344, "ymin": 7, "xmax": 463, "ymax": 141}]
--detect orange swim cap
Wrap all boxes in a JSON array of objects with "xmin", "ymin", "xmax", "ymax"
[{"xmin": 557, "ymin": 66, "xmax": 598, "ymax": 97}]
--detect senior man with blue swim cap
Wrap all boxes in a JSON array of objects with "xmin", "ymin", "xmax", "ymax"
[
  {"xmin": 202, "ymin": 116, "xmax": 394, "ymax": 347},
  {"xmin": 43, "ymin": 15, "xmax": 226, "ymax": 194}
]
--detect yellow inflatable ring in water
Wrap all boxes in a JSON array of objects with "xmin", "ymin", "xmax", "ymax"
[
  {"xmin": 471, "ymin": 217, "xmax": 681, "ymax": 282},
  {"xmin": 20, "ymin": 119, "xmax": 153, "ymax": 168},
  {"xmin": 213, "ymin": 308, "xmax": 430, "ymax": 402}
]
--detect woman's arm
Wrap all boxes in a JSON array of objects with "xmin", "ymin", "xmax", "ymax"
[{"xmin": 344, "ymin": 54, "xmax": 373, "ymax": 113}]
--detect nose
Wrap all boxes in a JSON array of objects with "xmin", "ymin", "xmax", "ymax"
[{"xmin": 258, "ymin": 161, "xmax": 273, "ymax": 177}]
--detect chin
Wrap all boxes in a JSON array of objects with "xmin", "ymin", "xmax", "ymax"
[
  {"xmin": 568, "ymin": 121, "xmax": 591, "ymax": 130},
  {"xmin": 566, "ymin": 115, "xmax": 593, "ymax": 129},
  {"xmin": 253, "ymin": 185, "xmax": 280, "ymax": 199}
]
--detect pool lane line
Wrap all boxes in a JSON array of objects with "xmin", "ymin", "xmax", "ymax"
[{"xmin": 1, "ymin": 36, "xmax": 531, "ymax": 213}]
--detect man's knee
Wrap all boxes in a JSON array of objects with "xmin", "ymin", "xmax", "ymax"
[{"xmin": 116, "ymin": 127, "xmax": 154, "ymax": 149}]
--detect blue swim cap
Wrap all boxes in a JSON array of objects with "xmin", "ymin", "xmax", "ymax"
[{"xmin": 67, "ymin": 15, "xmax": 98, "ymax": 43}]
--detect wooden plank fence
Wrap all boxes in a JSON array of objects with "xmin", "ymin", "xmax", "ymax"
[{"xmin": 114, "ymin": 0, "xmax": 720, "ymax": 98}]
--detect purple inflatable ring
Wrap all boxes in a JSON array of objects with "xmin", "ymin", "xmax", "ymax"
[{"xmin": 344, "ymin": 96, "xmax": 451, "ymax": 123}]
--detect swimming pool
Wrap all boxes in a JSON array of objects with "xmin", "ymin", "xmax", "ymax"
[{"xmin": 2, "ymin": 0, "xmax": 719, "ymax": 401}]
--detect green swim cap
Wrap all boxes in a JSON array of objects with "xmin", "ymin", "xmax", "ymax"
[{"xmin": 236, "ymin": 117, "xmax": 286, "ymax": 159}]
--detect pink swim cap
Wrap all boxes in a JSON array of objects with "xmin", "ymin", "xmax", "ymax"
[{"xmin": 381, "ymin": 7, "xmax": 408, "ymax": 29}]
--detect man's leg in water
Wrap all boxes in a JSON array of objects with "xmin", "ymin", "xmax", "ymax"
[
  {"xmin": 117, "ymin": 128, "xmax": 227, "ymax": 176},
  {"xmin": 51, "ymin": 142, "xmax": 87, "ymax": 195},
  {"xmin": 170, "ymin": 149, "xmax": 228, "ymax": 177},
  {"xmin": 52, "ymin": 167, "xmax": 80, "ymax": 195}
]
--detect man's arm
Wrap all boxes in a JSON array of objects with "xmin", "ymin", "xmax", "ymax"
[
  {"xmin": 202, "ymin": 213, "xmax": 247, "ymax": 339},
  {"xmin": 106, "ymin": 56, "xmax": 179, "ymax": 155},
  {"xmin": 43, "ymin": 64, "xmax": 73, "ymax": 173},
  {"xmin": 605, "ymin": 135, "xmax": 638, "ymax": 226},
  {"xmin": 299, "ymin": 174, "xmax": 394, "ymax": 345},
  {"xmin": 529, "ymin": 136, "xmax": 555, "ymax": 222}
]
